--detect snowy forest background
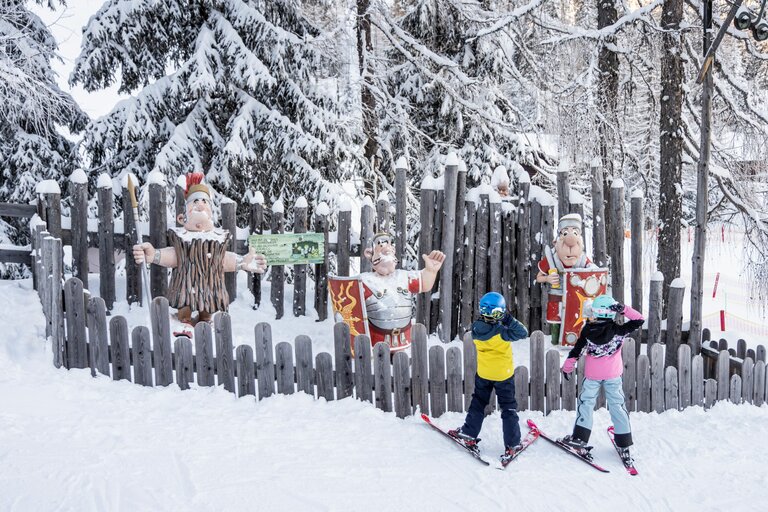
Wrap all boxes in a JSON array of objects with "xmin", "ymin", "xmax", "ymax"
[{"xmin": 2, "ymin": 0, "xmax": 768, "ymax": 303}]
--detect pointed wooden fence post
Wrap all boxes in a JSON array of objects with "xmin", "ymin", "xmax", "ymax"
[
  {"xmin": 293, "ymin": 197, "xmax": 308, "ymax": 316},
  {"xmin": 249, "ymin": 191, "xmax": 264, "ymax": 309},
  {"xmin": 270, "ymin": 200, "xmax": 285, "ymax": 318},
  {"xmin": 314, "ymin": 202, "xmax": 330, "ymax": 320},
  {"xmin": 221, "ymin": 198, "xmax": 237, "ymax": 303},
  {"xmin": 70, "ymin": 169, "xmax": 89, "ymax": 290},
  {"xmin": 439, "ymin": 153, "xmax": 459, "ymax": 342},
  {"xmin": 97, "ymin": 174, "xmax": 115, "ymax": 310}
]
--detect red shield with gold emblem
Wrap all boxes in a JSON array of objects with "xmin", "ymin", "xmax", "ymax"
[
  {"xmin": 559, "ymin": 268, "xmax": 609, "ymax": 346},
  {"xmin": 328, "ymin": 276, "xmax": 370, "ymax": 353}
]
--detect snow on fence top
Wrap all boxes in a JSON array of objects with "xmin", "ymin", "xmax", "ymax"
[
  {"xmin": 36, "ymin": 180, "xmax": 60, "ymax": 194},
  {"xmin": 295, "ymin": 196, "xmax": 308, "ymax": 208},
  {"xmin": 445, "ymin": 151, "xmax": 461, "ymax": 167},
  {"xmin": 530, "ymin": 185, "xmax": 555, "ymax": 206},
  {"xmin": 421, "ymin": 175, "xmax": 439, "ymax": 190},
  {"xmin": 671, "ymin": 277, "xmax": 687, "ymax": 288},
  {"xmin": 97, "ymin": 173, "xmax": 113, "ymax": 189},
  {"xmin": 271, "ymin": 199, "xmax": 285, "ymax": 214},
  {"xmin": 175, "ymin": 175, "xmax": 186, "ymax": 189},
  {"xmin": 395, "ymin": 156, "xmax": 409, "ymax": 169},
  {"xmin": 337, "ymin": 197, "xmax": 352, "ymax": 212},
  {"xmin": 70, "ymin": 169, "xmax": 88, "ymax": 184},
  {"xmin": 147, "ymin": 170, "xmax": 166, "ymax": 185},
  {"xmin": 491, "ymin": 166, "xmax": 509, "ymax": 188},
  {"xmin": 611, "ymin": 177, "xmax": 625, "ymax": 189},
  {"xmin": 631, "ymin": 188, "xmax": 644, "ymax": 199},
  {"xmin": 120, "ymin": 173, "xmax": 139, "ymax": 190},
  {"xmin": 315, "ymin": 202, "xmax": 330, "ymax": 216},
  {"xmin": 247, "ymin": 191, "xmax": 264, "ymax": 204},
  {"xmin": 651, "ymin": 271, "xmax": 664, "ymax": 282},
  {"xmin": 377, "ymin": 190, "xmax": 390, "ymax": 203}
]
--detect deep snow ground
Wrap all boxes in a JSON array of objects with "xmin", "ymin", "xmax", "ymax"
[{"xmin": 1, "ymin": 279, "xmax": 768, "ymax": 512}]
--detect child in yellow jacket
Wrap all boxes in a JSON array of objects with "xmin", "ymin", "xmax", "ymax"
[{"xmin": 449, "ymin": 292, "xmax": 528, "ymax": 458}]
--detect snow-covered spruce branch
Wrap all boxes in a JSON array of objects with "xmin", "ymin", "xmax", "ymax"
[{"xmin": 467, "ymin": 0, "xmax": 546, "ymax": 42}]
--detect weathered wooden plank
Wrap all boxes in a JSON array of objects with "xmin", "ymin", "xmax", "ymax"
[
  {"xmin": 194, "ymin": 322, "xmax": 215, "ymax": 387},
  {"xmin": 677, "ymin": 344, "xmax": 692, "ymax": 409},
  {"xmin": 664, "ymin": 280, "xmax": 686, "ymax": 368},
  {"xmin": 527, "ymin": 199, "xmax": 542, "ymax": 333},
  {"xmin": 87, "ymin": 297, "xmax": 110, "ymax": 377},
  {"xmin": 473, "ymin": 194, "xmax": 490, "ymax": 319},
  {"xmin": 148, "ymin": 182, "xmax": 168, "ymax": 299},
  {"xmin": 395, "ymin": 164, "xmax": 408, "ymax": 266},
  {"xmin": 757, "ymin": 345, "xmax": 766, "ymax": 363},
  {"xmin": 0, "ymin": 202, "xmax": 38, "ymax": 217},
  {"xmin": 730, "ymin": 374, "xmax": 742, "ymax": 404},
  {"xmin": 270, "ymin": 207, "xmax": 285, "ymax": 318},
  {"xmin": 236, "ymin": 344, "xmax": 256, "ymax": 397},
  {"xmin": 174, "ymin": 337, "xmax": 194, "ymax": 390},
  {"xmin": 753, "ymin": 360, "xmax": 766, "ymax": 406},
  {"xmin": 622, "ymin": 337, "xmax": 637, "ymax": 411},
  {"xmin": 336, "ymin": 208, "xmax": 351, "ymax": 277},
  {"xmin": 121, "ymin": 185, "xmax": 141, "ymax": 305},
  {"xmin": 691, "ymin": 355, "xmax": 704, "ymax": 407},
  {"xmin": 353, "ymin": 335, "xmax": 372, "ymax": 403},
  {"xmin": 704, "ymin": 379, "xmax": 717, "ymax": 409},
  {"xmin": 0, "ymin": 247, "xmax": 32, "ymax": 265},
  {"xmin": 295, "ymin": 335, "xmax": 314, "ymax": 396},
  {"xmin": 410, "ymin": 324, "xmax": 429, "ymax": 415},
  {"xmin": 556, "ymin": 166, "xmax": 570, "ymax": 219},
  {"xmin": 333, "ymin": 322, "xmax": 354, "ymax": 399},
  {"xmin": 215, "ymin": 312, "xmax": 235, "ymax": 393},
  {"xmin": 360, "ymin": 199, "xmax": 374, "ymax": 273},
  {"xmin": 501, "ymin": 208, "xmax": 516, "ymax": 317},
  {"xmin": 516, "ymin": 181, "xmax": 531, "ymax": 327},
  {"xmin": 716, "ymin": 350, "xmax": 730, "ymax": 401},
  {"xmin": 488, "ymin": 201, "xmax": 502, "ymax": 307},
  {"xmin": 254, "ymin": 322, "xmax": 275, "ymax": 400},
  {"xmin": 647, "ymin": 272, "xmax": 664, "ymax": 366},
  {"xmin": 636, "ymin": 355, "xmax": 651, "ymax": 413},
  {"xmin": 458, "ymin": 201, "xmax": 477, "ymax": 335},
  {"xmin": 429, "ymin": 345, "xmax": 447, "ymax": 418},
  {"xmin": 221, "ymin": 200, "xmax": 237, "ymax": 303},
  {"xmin": 249, "ymin": 197, "xmax": 264, "ymax": 308},
  {"xmin": 741, "ymin": 357, "xmax": 754, "ymax": 405},
  {"xmin": 376, "ymin": 195, "xmax": 391, "ymax": 233},
  {"xmin": 292, "ymin": 203, "xmax": 308, "ymax": 316},
  {"xmin": 664, "ymin": 366, "xmax": 678, "ymax": 411},
  {"xmin": 608, "ymin": 180, "xmax": 625, "ymax": 303},
  {"xmin": 538, "ymin": 205, "xmax": 554, "ymax": 335},
  {"xmin": 630, "ymin": 194, "xmax": 643, "ymax": 317},
  {"xmin": 446, "ymin": 347, "xmax": 463, "ymax": 413},
  {"xmin": 64, "ymin": 278, "xmax": 88, "ymax": 369},
  {"xmin": 314, "ymin": 207, "xmax": 329, "ymax": 320},
  {"xmin": 108, "ymin": 316, "xmax": 131, "ymax": 381},
  {"xmin": 275, "ymin": 342, "xmax": 294, "ymax": 395},
  {"xmin": 373, "ymin": 342, "xmax": 392, "ymax": 412},
  {"xmin": 462, "ymin": 332, "xmax": 476, "ymax": 410},
  {"xmin": 50, "ymin": 238, "xmax": 65, "ymax": 368},
  {"xmin": 316, "ymin": 352, "xmax": 334, "ymax": 401},
  {"xmin": 71, "ymin": 178, "xmax": 89, "ymax": 290},
  {"xmin": 545, "ymin": 349, "xmax": 561, "ymax": 415},
  {"xmin": 530, "ymin": 331, "xmax": 545, "ymax": 413},
  {"xmin": 97, "ymin": 182, "xmax": 115, "ymax": 310},
  {"xmin": 451, "ymin": 167, "xmax": 467, "ymax": 340},
  {"xmin": 439, "ymin": 160, "xmax": 459, "ymax": 342},
  {"xmin": 39, "ymin": 190, "xmax": 62, "ymax": 240},
  {"xmin": 393, "ymin": 352, "xmax": 412, "ymax": 418},
  {"xmin": 416, "ymin": 186, "xmax": 436, "ymax": 327},
  {"xmin": 150, "ymin": 297, "xmax": 173, "ymax": 386},
  {"xmin": 429, "ymin": 187, "xmax": 444, "ymax": 334},
  {"xmin": 735, "ymin": 339, "xmax": 746, "ymax": 359},
  {"xmin": 132, "ymin": 326, "xmax": 153, "ymax": 386},
  {"xmin": 514, "ymin": 366, "xmax": 529, "ymax": 412},
  {"xmin": 650, "ymin": 343, "xmax": 665, "ymax": 413}
]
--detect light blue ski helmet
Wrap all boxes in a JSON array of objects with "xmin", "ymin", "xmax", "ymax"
[
  {"xmin": 479, "ymin": 292, "xmax": 506, "ymax": 320},
  {"xmin": 591, "ymin": 294, "xmax": 617, "ymax": 319}
]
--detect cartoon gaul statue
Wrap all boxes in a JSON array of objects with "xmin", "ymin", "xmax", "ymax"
[
  {"xmin": 535, "ymin": 214, "xmax": 607, "ymax": 346},
  {"xmin": 133, "ymin": 173, "xmax": 267, "ymax": 335},
  {"xmin": 330, "ymin": 232, "xmax": 445, "ymax": 354}
]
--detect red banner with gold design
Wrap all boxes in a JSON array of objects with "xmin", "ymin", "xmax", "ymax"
[
  {"xmin": 560, "ymin": 268, "xmax": 609, "ymax": 346},
  {"xmin": 328, "ymin": 276, "xmax": 370, "ymax": 353}
]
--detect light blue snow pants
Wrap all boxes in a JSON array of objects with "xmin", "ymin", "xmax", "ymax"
[{"xmin": 574, "ymin": 377, "xmax": 633, "ymax": 447}]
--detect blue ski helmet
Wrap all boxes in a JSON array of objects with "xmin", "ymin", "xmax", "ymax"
[
  {"xmin": 591, "ymin": 294, "xmax": 617, "ymax": 319},
  {"xmin": 479, "ymin": 292, "xmax": 506, "ymax": 320}
]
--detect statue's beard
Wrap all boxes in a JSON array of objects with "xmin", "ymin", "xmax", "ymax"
[{"xmin": 372, "ymin": 253, "xmax": 397, "ymax": 269}]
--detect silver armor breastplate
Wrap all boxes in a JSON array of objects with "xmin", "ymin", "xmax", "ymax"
[{"xmin": 362, "ymin": 271, "xmax": 413, "ymax": 331}]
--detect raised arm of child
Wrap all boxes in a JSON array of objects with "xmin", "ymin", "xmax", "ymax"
[{"xmin": 500, "ymin": 312, "xmax": 528, "ymax": 341}]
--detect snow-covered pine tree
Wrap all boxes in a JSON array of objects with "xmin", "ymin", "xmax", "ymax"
[
  {"xmin": 0, "ymin": 0, "xmax": 87, "ymax": 277},
  {"xmin": 372, "ymin": 0, "xmax": 552, "ymax": 185},
  {"xmin": 71, "ymin": 0, "xmax": 359, "ymax": 215}
]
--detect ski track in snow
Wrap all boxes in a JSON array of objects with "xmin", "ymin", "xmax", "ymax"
[{"xmin": 2, "ymin": 279, "xmax": 768, "ymax": 511}]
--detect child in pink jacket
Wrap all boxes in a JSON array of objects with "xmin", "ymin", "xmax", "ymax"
[{"xmin": 560, "ymin": 294, "xmax": 644, "ymax": 463}]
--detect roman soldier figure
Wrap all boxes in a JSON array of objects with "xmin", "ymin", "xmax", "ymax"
[{"xmin": 359, "ymin": 232, "xmax": 445, "ymax": 353}]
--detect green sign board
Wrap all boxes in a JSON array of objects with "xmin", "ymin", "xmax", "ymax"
[{"xmin": 248, "ymin": 233, "xmax": 325, "ymax": 265}]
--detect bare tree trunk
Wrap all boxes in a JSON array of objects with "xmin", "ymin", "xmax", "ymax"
[
  {"xmin": 658, "ymin": 0, "xmax": 685, "ymax": 315},
  {"xmin": 597, "ymin": 0, "xmax": 619, "ymax": 241},
  {"xmin": 691, "ymin": 0, "xmax": 714, "ymax": 347},
  {"xmin": 357, "ymin": 0, "xmax": 378, "ymax": 195}
]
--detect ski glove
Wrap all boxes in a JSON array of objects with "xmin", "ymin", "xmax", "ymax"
[
  {"xmin": 609, "ymin": 302, "xmax": 625, "ymax": 313},
  {"xmin": 561, "ymin": 357, "xmax": 577, "ymax": 381}
]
